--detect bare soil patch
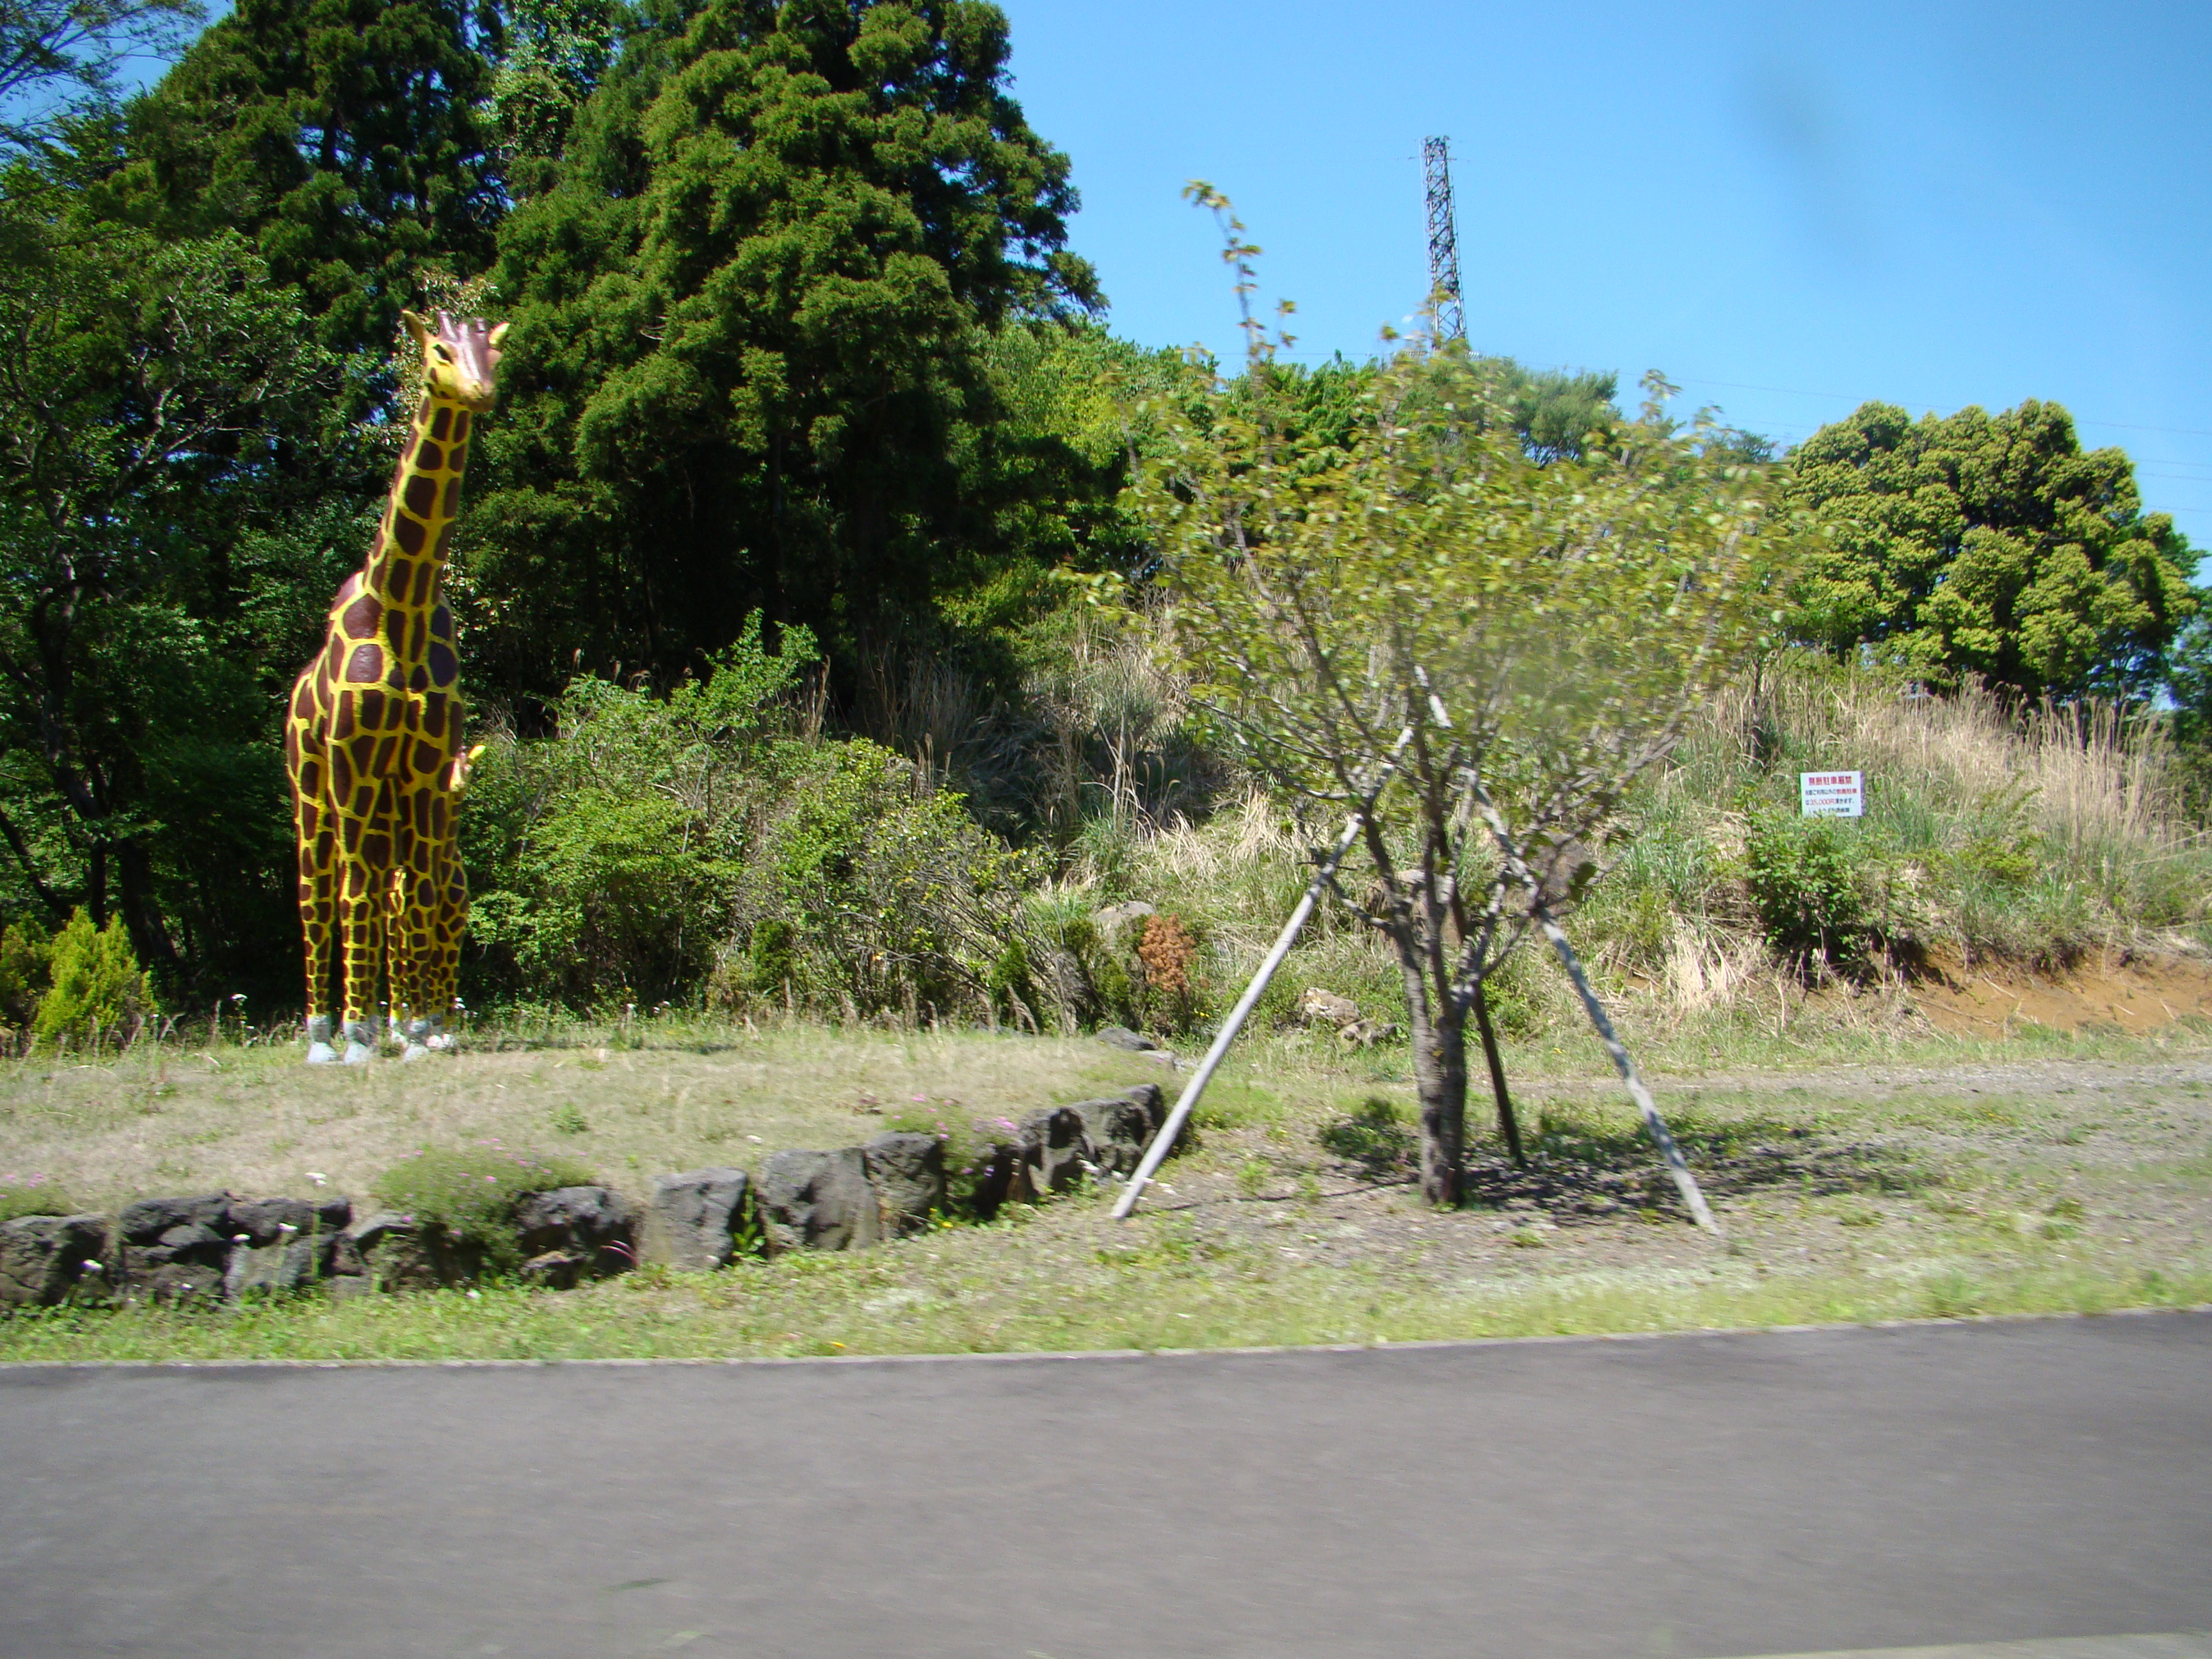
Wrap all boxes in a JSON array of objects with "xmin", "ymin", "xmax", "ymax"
[{"xmin": 1907, "ymin": 949, "xmax": 2212, "ymax": 1037}]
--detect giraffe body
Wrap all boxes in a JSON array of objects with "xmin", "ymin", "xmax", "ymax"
[{"xmin": 286, "ymin": 312, "xmax": 504, "ymax": 1062}]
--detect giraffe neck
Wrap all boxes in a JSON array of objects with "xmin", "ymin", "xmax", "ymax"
[{"xmin": 367, "ymin": 391, "xmax": 476, "ymax": 622}]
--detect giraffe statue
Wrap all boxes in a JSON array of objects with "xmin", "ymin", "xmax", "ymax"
[{"xmin": 286, "ymin": 311, "xmax": 506, "ymax": 1064}]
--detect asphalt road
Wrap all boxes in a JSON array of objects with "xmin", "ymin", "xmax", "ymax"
[{"xmin": 3, "ymin": 1311, "xmax": 2208, "ymax": 1659}]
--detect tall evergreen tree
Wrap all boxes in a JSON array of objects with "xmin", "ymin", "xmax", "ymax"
[
  {"xmin": 111, "ymin": 0, "xmax": 504, "ymax": 365},
  {"xmin": 470, "ymin": 0, "xmax": 1098, "ymax": 696}
]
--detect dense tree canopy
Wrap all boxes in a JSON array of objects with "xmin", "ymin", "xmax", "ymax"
[
  {"xmin": 467, "ymin": 0, "xmax": 1100, "ymax": 697},
  {"xmin": 0, "ymin": 161, "xmax": 335, "ymax": 979},
  {"xmin": 111, "ymin": 0, "xmax": 504, "ymax": 365},
  {"xmin": 1784, "ymin": 399, "xmax": 2197, "ymax": 701}
]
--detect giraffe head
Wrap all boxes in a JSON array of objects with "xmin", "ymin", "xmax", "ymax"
[{"xmin": 401, "ymin": 310, "xmax": 509, "ymax": 414}]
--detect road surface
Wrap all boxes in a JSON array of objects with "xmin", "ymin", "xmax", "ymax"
[{"xmin": 3, "ymin": 1311, "xmax": 2208, "ymax": 1658}]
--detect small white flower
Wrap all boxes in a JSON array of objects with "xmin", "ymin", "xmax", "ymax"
[
  {"xmin": 465, "ymin": 1288, "xmax": 481, "ymax": 1300},
  {"xmin": 232, "ymin": 1233, "xmax": 251, "ymax": 1244},
  {"xmin": 746, "ymin": 1134, "xmax": 763, "ymax": 1144},
  {"xmin": 278, "ymin": 1222, "xmax": 298, "ymax": 1234},
  {"xmin": 81, "ymin": 1259, "xmax": 100, "ymax": 1272},
  {"xmin": 307, "ymin": 1172, "xmax": 327, "ymax": 1186}
]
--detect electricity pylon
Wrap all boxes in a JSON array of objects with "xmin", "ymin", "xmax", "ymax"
[{"xmin": 1422, "ymin": 136, "xmax": 1465, "ymax": 342}]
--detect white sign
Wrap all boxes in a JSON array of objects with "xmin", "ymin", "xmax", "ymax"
[{"xmin": 1799, "ymin": 770, "xmax": 1864, "ymax": 818}]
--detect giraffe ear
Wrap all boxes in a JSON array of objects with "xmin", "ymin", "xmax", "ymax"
[
  {"xmin": 400, "ymin": 310, "xmax": 431, "ymax": 351},
  {"xmin": 487, "ymin": 322, "xmax": 510, "ymax": 349}
]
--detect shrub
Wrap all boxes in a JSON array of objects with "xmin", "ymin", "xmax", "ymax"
[
  {"xmin": 31, "ymin": 909, "xmax": 159, "ymax": 1048},
  {"xmin": 0, "ymin": 918, "xmax": 52, "ymax": 1029},
  {"xmin": 1135, "ymin": 911, "xmax": 1205, "ymax": 1032},
  {"xmin": 0, "ymin": 1178, "xmax": 77, "ymax": 1223},
  {"xmin": 1745, "ymin": 812, "xmax": 1879, "ymax": 978},
  {"xmin": 372, "ymin": 1142, "xmax": 597, "ymax": 1272}
]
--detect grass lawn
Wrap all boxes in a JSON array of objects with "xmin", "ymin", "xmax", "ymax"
[{"xmin": 4, "ymin": 1014, "xmax": 2210, "ymax": 1361}]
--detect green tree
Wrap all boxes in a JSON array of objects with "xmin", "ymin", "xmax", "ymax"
[
  {"xmin": 29, "ymin": 903, "xmax": 157, "ymax": 1043},
  {"xmin": 111, "ymin": 0, "xmax": 505, "ymax": 364},
  {"xmin": 0, "ymin": 0, "xmax": 201, "ymax": 152},
  {"xmin": 0, "ymin": 160, "xmax": 334, "ymax": 981},
  {"xmin": 1133, "ymin": 191, "xmax": 1790, "ymax": 1206},
  {"xmin": 469, "ymin": 0, "xmax": 1098, "ymax": 697},
  {"xmin": 1784, "ymin": 399, "xmax": 2196, "ymax": 700}
]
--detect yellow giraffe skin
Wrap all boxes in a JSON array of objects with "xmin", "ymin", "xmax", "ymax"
[{"xmin": 285, "ymin": 312, "xmax": 506, "ymax": 1063}]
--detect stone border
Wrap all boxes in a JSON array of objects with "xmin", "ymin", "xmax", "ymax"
[{"xmin": 0, "ymin": 1084, "xmax": 1173, "ymax": 1308}]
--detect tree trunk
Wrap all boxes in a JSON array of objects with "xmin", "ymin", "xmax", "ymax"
[{"xmin": 1397, "ymin": 949, "xmax": 1466, "ymax": 1207}]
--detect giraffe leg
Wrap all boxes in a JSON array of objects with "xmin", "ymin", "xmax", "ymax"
[
  {"xmin": 423, "ymin": 811, "xmax": 468, "ymax": 1052},
  {"xmin": 389, "ymin": 782, "xmax": 440, "ymax": 1061},
  {"xmin": 337, "ymin": 787, "xmax": 395, "ymax": 1063},
  {"xmin": 286, "ymin": 712, "xmax": 341, "ymax": 1065}
]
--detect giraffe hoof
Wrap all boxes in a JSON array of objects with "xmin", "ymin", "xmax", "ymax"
[
  {"xmin": 342, "ymin": 1041, "xmax": 376, "ymax": 1065},
  {"xmin": 401, "ymin": 1042, "xmax": 432, "ymax": 1063},
  {"xmin": 305, "ymin": 1042, "xmax": 340, "ymax": 1066}
]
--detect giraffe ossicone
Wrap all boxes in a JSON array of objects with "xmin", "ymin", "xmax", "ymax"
[{"xmin": 285, "ymin": 310, "xmax": 508, "ymax": 1062}]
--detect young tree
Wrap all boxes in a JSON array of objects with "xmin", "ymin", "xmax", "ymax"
[
  {"xmin": 1784, "ymin": 399, "xmax": 2196, "ymax": 701},
  {"xmin": 1132, "ymin": 191, "xmax": 1791, "ymax": 1206}
]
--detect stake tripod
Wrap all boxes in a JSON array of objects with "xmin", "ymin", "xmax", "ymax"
[{"xmin": 1112, "ymin": 763, "xmax": 1719, "ymax": 1234}]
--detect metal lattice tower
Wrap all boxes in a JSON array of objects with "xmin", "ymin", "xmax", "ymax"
[{"xmin": 1422, "ymin": 136, "xmax": 1465, "ymax": 342}]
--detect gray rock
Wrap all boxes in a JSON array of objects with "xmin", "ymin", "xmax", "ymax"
[
  {"xmin": 115, "ymin": 1193, "xmax": 235, "ymax": 1302},
  {"xmin": 117, "ymin": 1193, "xmax": 231, "ymax": 1244},
  {"xmin": 1122, "ymin": 1082, "xmax": 1167, "ymax": 1138},
  {"xmin": 652, "ymin": 1169, "xmax": 752, "ymax": 1270},
  {"xmin": 863, "ymin": 1132, "xmax": 947, "ymax": 1237},
  {"xmin": 513, "ymin": 1187, "xmax": 637, "ymax": 1282},
  {"xmin": 757, "ymin": 1149, "xmax": 881, "ymax": 1253},
  {"xmin": 344, "ymin": 1210, "xmax": 413, "ymax": 1253},
  {"xmin": 224, "ymin": 1237, "xmax": 326, "ymax": 1301},
  {"xmin": 1095, "ymin": 1025, "xmax": 1158, "ymax": 1052},
  {"xmin": 371, "ymin": 1226, "xmax": 486, "ymax": 1291},
  {"xmin": 1018, "ymin": 1105, "xmax": 1088, "ymax": 1194},
  {"xmin": 0, "ymin": 1213, "xmax": 108, "ymax": 1308},
  {"xmin": 1093, "ymin": 900, "xmax": 1156, "ymax": 940},
  {"xmin": 959, "ymin": 1128, "xmax": 1029, "ymax": 1221},
  {"xmin": 227, "ymin": 1196, "xmax": 351, "ymax": 1246},
  {"xmin": 1065, "ymin": 1096, "xmax": 1153, "ymax": 1178}
]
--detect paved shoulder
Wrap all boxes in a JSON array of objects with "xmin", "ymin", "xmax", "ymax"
[{"xmin": 4, "ymin": 1312, "xmax": 2208, "ymax": 1659}]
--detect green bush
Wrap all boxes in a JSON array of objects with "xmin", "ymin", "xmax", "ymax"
[
  {"xmin": 0, "ymin": 919, "xmax": 52, "ymax": 1029},
  {"xmin": 463, "ymin": 610, "xmax": 1051, "ymax": 1024},
  {"xmin": 373, "ymin": 1142, "xmax": 597, "ymax": 1272},
  {"xmin": 1745, "ymin": 812, "xmax": 1881, "ymax": 977},
  {"xmin": 31, "ymin": 910, "xmax": 159, "ymax": 1047},
  {"xmin": 0, "ymin": 1178, "xmax": 77, "ymax": 1222}
]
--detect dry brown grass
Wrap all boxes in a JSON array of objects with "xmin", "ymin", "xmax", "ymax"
[
  {"xmin": 1713, "ymin": 669, "xmax": 2192, "ymax": 856},
  {"xmin": 0, "ymin": 1025, "xmax": 1171, "ymax": 1212}
]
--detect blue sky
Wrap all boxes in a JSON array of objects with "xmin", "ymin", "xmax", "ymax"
[{"xmin": 999, "ymin": 0, "xmax": 2212, "ymax": 553}]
